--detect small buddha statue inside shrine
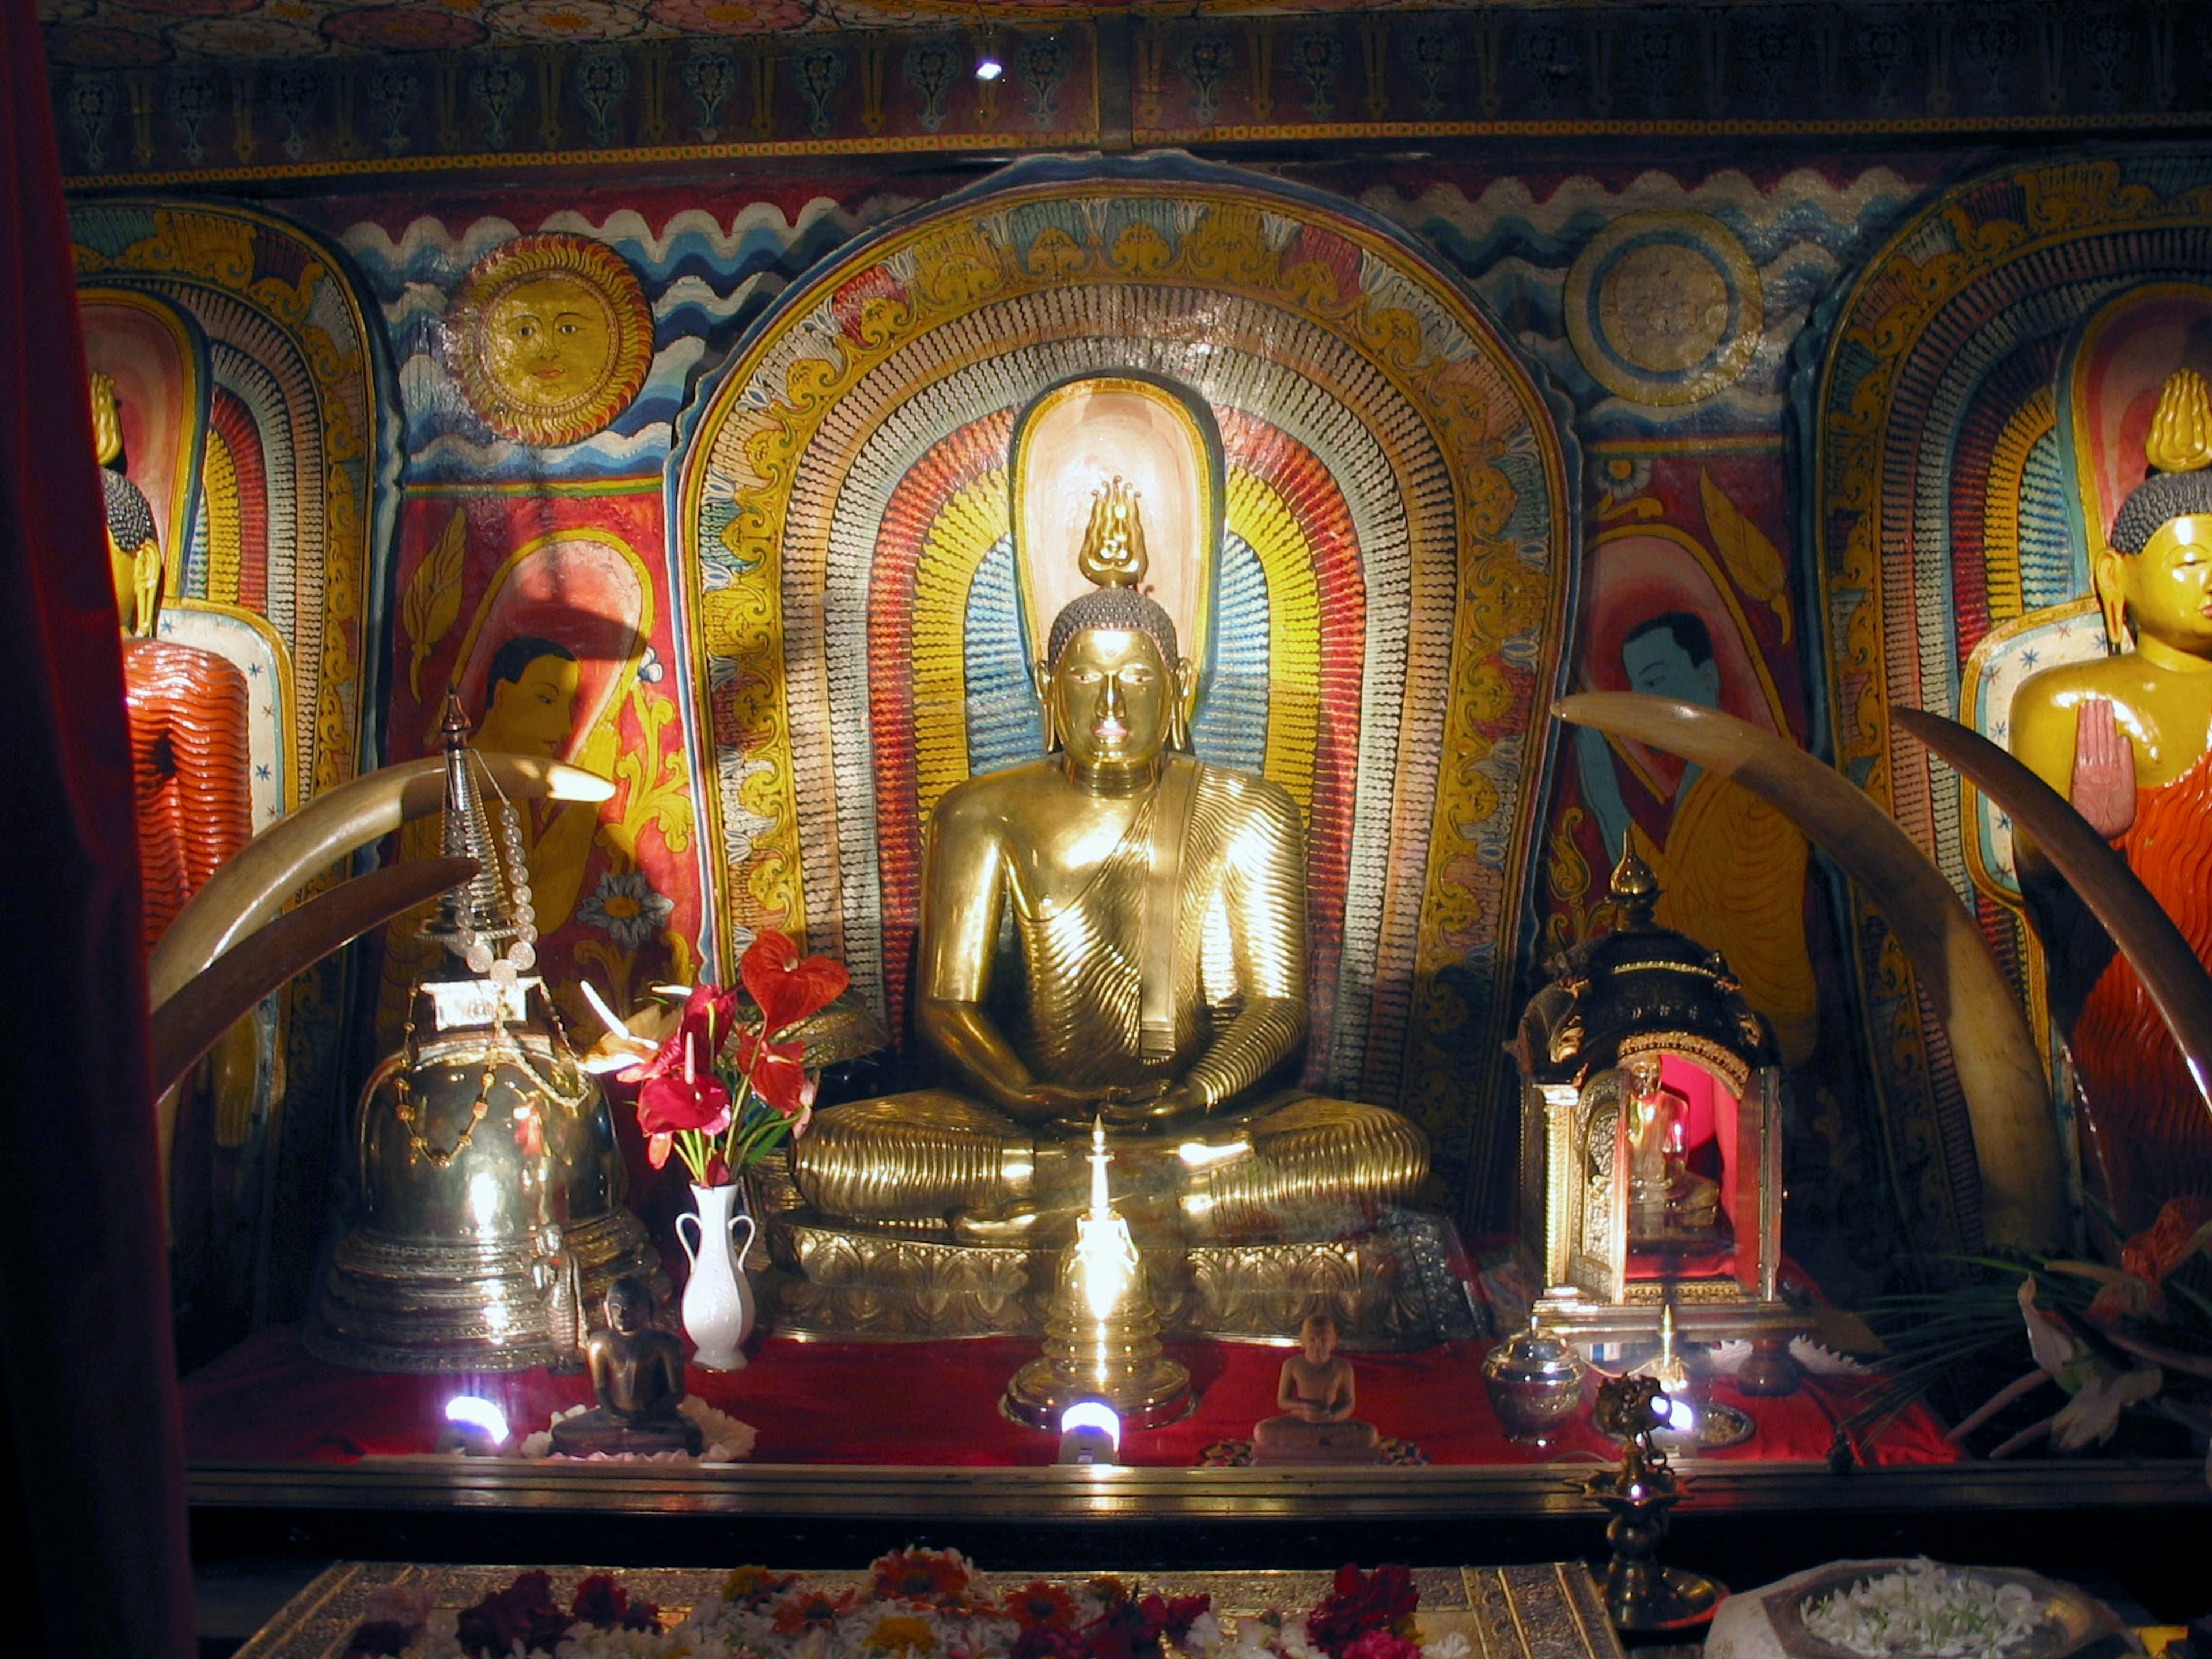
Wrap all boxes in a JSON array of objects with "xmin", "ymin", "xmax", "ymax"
[
  {"xmin": 551, "ymin": 1275, "xmax": 703, "ymax": 1457},
  {"xmin": 2008, "ymin": 364, "xmax": 2212, "ymax": 1229},
  {"xmin": 92, "ymin": 372, "xmax": 252, "ymax": 951},
  {"xmin": 1251, "ymin": 1312, "xmax": 1381, "ymax": 1464},
  {"xmin": 1624, "ymin": 1054, "xmax": 1722, "ymax": 1248},
  {"xmin": 789, "ymin": 376, "xmax": 1428, "ymax": 1251}
]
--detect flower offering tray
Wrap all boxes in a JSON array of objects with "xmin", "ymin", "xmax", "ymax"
[{"xmin": 233, "ymin": 1562, "xmax": 1624, "ymax": 1659}]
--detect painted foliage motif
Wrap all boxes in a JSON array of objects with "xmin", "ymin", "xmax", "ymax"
[{"xmin": 673, "ymin": 156, "xmax": 1575, "ymax": 1218}]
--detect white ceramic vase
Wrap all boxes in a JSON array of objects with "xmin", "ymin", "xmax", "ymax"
[{"xmin": 676, "ymin": 1181, "xmax": 757, "ymax": 1370}]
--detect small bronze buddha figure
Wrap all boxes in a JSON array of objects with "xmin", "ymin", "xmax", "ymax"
[
  {"xmin": 549, "ymin": 1275, "xmax": 703, "ymax": 1457},
  {"xmin": 1623, "ymin": 1055, "xmax": 1720, "ymax": 1246},
  {"xmin": 1251, "ymin": 1313, "xmax": 1381, "ymax": 1464},
  {"xmin": 790, "ymin": 381, "xmax": 1428, "ymax": 1249}
]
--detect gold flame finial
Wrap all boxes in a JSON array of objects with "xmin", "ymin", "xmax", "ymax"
[
  {"xmin": 1076, "ymin": 475, "xmax": 1149, "ymax": 589},
  {"xmin": 1608, "ymin": 830, "xmax": 1661, "ymax": 926},
  {"xmin": 2146, "ymin": 368, "xmax": 2212, "ymax": 475}
]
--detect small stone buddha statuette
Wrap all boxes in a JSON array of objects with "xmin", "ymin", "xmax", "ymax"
[
  {"xmin": 1251, "ymin": 1312, "xmax": 1381, "ymax": 1464},
  {"xmin": 549, "ymin": 1275, "xmax": 703, "ymax": 1456}
]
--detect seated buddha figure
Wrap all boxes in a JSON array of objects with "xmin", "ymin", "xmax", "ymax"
[
  {"xmin": 2009, "ymin": 366, "xmax": 2212, "ymax": 1229},
  {"xmin": 793, "ymin": 390, "xmax": 1428, "ymax": 1246},
  {"xmin": 92, "ymin": 372, "xmax": 253, "ymax": 953}
]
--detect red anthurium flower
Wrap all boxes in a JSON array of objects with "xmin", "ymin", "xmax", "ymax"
[
  {"xmin": 2120, "ymin": 1195, "xmax": 2212, "ymax": 1285},
  {"xmin": 742, "ymin": 929, "xmax": 850, "ymax": 1037},
  {"xmin": 637, "ymin": 1071, "xmax": 732, "ymax": 1140},
  {"xmin": 617, "ymin": 984, "xmax": 738, "ymax": 1085},
  {"xmin": 732, "ymin": 1030, "xmax": 817, "ymax": 1119}
]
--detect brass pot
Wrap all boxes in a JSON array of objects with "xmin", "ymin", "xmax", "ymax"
[{"xmin": 1482, "ymin": 1315, "xmax": 1588, "ymax": 1443}]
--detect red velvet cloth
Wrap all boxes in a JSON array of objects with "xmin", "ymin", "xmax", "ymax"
[
  {"xmin": 0, "ymin": 2, "xmax": 195, "ymax": 1652},
  {"xmin": 183, "ymin": 1325, "xmax": 1958, "ymax": 1469}
]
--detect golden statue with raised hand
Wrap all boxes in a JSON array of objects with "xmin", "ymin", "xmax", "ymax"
[
  {"xmin": 92, "ymin": 371, "xmax": 254, "ymax": 953},
  {"xmin": 2009, "ymin": 365, "xmax": 2212, "ymax": 1228},
  {"xmin": 791, "ymin": 374, "xmax": 1427, "ymax": 1260}
]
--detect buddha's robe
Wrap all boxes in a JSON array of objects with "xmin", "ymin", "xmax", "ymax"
[
  {"xmin": 794, "ymin": 758, "xmax": 1426, "ymax": 1238},
  {"xmin": 122, "ymin": 637, "xmax": 252, "ymax": 953},
  {"xmin": 2070, "ymin": 745, "xmax": 2212, "ymax": 1227},
  {"xmin": 1635, "ymin": 770, "xmax": 1818, "ymax": 1068}
]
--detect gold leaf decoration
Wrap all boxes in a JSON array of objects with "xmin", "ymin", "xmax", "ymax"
[
  {"xmin": 404, "ymin": 508, "xmax": 467, "ymax": 699},
  {"xmin": 1699, "ymin": 467, "xmax": 1791, "ymax": 641}
]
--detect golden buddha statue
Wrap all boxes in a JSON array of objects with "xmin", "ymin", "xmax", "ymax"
[
  {"xmin": 790, "ymin": 382, "xmax": 1427, "ymax": 1258},
  {"xmin": 2009, "ymin": 366, "xmax": 2212, "ymax": 1229},
  {"xmin": 93, "ymin": 372, "xmax": 253, "ymax": 953}
]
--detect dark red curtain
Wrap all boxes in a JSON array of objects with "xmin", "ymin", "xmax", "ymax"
[{"xmin": 0, "ymin": 0, "xmax": 195, "ymax": 1651}]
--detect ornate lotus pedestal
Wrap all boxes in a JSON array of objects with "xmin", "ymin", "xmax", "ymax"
[{"xmin": 753, "ymin": 1151, "xmax": 1478, "ymax": 1351}]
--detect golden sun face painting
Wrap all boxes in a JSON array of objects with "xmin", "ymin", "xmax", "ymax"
[{"xmin": 445, "ymin": 234, "xmax": 653, "ymax": 446}]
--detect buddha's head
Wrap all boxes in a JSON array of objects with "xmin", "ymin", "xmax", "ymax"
[
  {"xmin": 1620, "ymin": 612, "xmax": 1720, "ymax": 710},
  {"xmin": 2103, "ymin": 369, "xmax": 2212, "ymax": 662},
  {"xmin": 603, "ymin": 1273, "xmax": 655, "ymax": 1334},
  {"xmin": 1043, "ymin": 480, "xmax": 1188, "ymax": 772},
  {"xmin": 1298, "ymin": 1312, "xmax": 1338, "ymax": 1364},
  {"xmin": 479, "ymin": 635, "xmax": 580, "ymax": 759},
  {"xmin": 1050, "ymin": 625, "xmax": 1175, "ymax": 774}
]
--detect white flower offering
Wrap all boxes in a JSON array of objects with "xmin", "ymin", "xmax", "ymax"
[{"xmin": 1798, "ymin": 1560, "xmax": 2045, "ymax": 1659}]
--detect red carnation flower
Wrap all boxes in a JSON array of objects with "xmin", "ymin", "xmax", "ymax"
[
  {"xmin": 1342, "ymin": 1631, "xmax": 1422, "ymax": 1659},
  {"xmin": 455, "ymin": 1570, "xmax": 573, "ymax": 1657},
  {"xmin": 570, "ymin": 1573, "xmax": 661, "ymax": 1632},
  {"xmin": 774, "ymin": 1586, "xmax": 862, "ymax": 1633},
  {"xmin": 1306, "ymin": 1565, "xmax": 1418, "ymax": 1659}
]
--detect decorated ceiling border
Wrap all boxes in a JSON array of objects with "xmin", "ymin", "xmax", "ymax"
[
  {"xmin": 669, "ymin": 152, "xmax": 1576, "ymax": 1223},
  {"xmin": 52, "ymin": 0, "xmax": 2212, "ymax": 188},
  {"xmin": 1804, "ymin": 146, "xmax": 2212, "ymax": 1255}
]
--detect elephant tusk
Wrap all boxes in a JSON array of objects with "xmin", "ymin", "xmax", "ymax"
[
  {"xmin": 148, "ymin": 752, "xmax": 613, "ymax": 1010},
  {"xmin": 153, "ymin": 858, "xmax": 479, "ymax": 1218},
  {"xmin": 1554, "ymin": 692, "xmax": 2064, "ymax": 1251},
  {"xmin": 1892, "ymin": 705, "xmax": 2212, "ymax": 1118}
]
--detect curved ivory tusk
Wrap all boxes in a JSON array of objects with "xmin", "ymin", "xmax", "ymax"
[
  {"xmin": 1893, "ymin": 705, "xmax": 2212, "ymax": 1116},
  {"xmin": 154, "ymin": 858, "xmax": 478, "ymax": 1215},
  {"xmin": 1555, "ymin": 691, "xmax": 2064, "ymax": 1251},
  {"xmin": 149, "ymin": 752, "xmax": 614, "ymax": 1010},
  {"xmin": 152, "ymin": 858, "xmax": 479, "ymax": 1100}
]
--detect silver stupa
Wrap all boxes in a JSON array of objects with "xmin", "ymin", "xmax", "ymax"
[{"xmin": 307, "ymin": 695, "xmax": 659, "ymax": 1372}]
